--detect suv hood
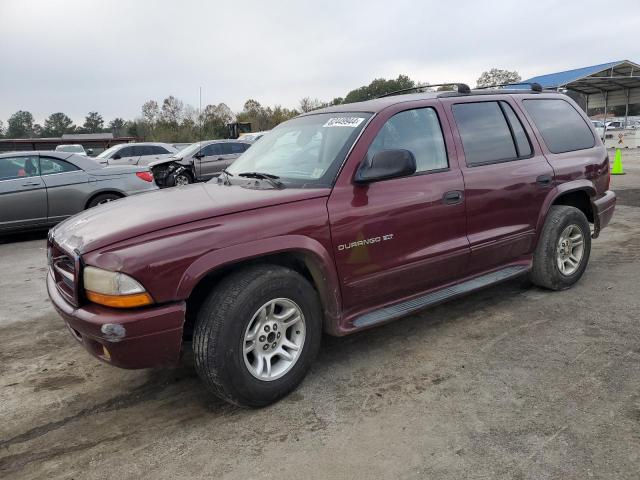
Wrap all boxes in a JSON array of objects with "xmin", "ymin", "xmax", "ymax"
[{"xmin": 51, "ymin": 182, "xmax": 330, "ymax": 254}]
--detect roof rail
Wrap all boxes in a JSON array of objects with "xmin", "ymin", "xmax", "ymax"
[
  {"xmin": 378, "ymin": 83, "xmax": 471, "ymax": 98},
  {"xmin": 475, "ymin": 82, "xmax": 543, "ymax": 92}
]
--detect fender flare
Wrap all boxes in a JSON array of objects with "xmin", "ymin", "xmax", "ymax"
[
  {"xmin": 175, "ymin": 235, "xmax": 343, "ymax": 333},
  {"xmin": 535, "ymin": 180, "xmax": 597, "ymax": 240}
]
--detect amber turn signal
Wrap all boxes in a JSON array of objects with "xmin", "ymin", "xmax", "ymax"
[{"xmin": 86, "ymin": 290, "xmax": 153, "ymax": 308}]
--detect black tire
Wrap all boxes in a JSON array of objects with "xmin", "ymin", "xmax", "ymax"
[
  {"xmin": 530, "ymin": 205, "xmax": 591, "ymax": 290},
  {"xmin": 86, "ymin": 193, "xmax": 121, "ymax": 209},
  {"xmin": 167, "ymin": 170, "xmax": 193, "ymax": 187},
  {"xmin": 193, "ymin": 265, "xmax": 322, "ymax": 407}
]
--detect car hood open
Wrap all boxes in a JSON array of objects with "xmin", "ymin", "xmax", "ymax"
[{"xmin": 51, "ymin": 182, "xmax": 330, "ymax": 254}]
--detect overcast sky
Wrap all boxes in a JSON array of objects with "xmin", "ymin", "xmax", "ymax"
[{"xmin": 1, "ymin": 0, "xmax": 638, "ymax": 125}]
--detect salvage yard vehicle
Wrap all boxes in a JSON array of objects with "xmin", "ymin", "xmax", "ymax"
[
  {"xmin": 47, "ymin": 84, "xmax": 616, "ymax": 407},
  {"xmin": 0, "ymin": 151, "xmax": 157, "ymax": 232},
  {"xmin": 149, "ymin": 139, "xmax": 251, "ymax": 186},
  {"xmin": 96, "ymin": 142, "xmax": 177, "ymax": 166},
  {"xmin": 55, "ymin": 144, "xmax": 91, "ymax": 156}
]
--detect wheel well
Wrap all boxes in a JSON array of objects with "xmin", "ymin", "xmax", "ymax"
[
  {"xmin": 182, "ymin": 253, "xmax": 319, "ymax": 341},
  {"xmin": 85, "ymin": 191, "xmax": 124, "ymax": 209},
  {"xmin": 552, "ymin": 190, "xmax": 594, "ymax": 223}
]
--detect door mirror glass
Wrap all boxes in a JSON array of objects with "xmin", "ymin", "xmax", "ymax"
[{"xmin": 354, "ymin": 149, "xmax": 416, "ymax": 183}]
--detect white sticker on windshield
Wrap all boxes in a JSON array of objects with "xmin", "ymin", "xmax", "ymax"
[{"xmin": 323, "ymin": 117, "xmax": 365, "ymax": 128}]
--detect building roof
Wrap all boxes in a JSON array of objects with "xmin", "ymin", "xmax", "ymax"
[
  {"xmin": 61, "ymin": 133, "xmax": 115, "ymax": 140},
  {"xmin": 523, "ymin": 60, "xmax": 640, "ymax": 94}
]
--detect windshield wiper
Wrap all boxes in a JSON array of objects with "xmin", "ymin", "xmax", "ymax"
[
  {"xmin": 237, "ymin": 172, "xmax": 284, "ymax": 189},
  {"xmin": 218, "ymin": 168, "xmax": 233, "ymax": 185}
]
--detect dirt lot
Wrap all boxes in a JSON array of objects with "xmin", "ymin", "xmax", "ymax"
[{"xmin": 1, "ymin": 150, "xmax": 639, "ymax": 480}]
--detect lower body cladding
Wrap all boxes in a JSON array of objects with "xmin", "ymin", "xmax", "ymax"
[
  {"xmin": 47, "ymin": 272, "xmax": 185, "ymax": 369},
  {"xmin": 592, "ymin": 190, "xmax": 616, "ymax": 237}
]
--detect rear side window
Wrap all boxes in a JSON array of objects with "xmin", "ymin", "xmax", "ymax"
[
  {"xmin": 367, "ymin": 107, "xmax": 448, "ymax": 173},
  {"xmin": 452, "ymin": 102, "xmax": 517, "ymax": 166},
  {"xmin": 523, "ymin": 99, "xmax": 594, "ymax": 153},
  {"xmin": 500, "ymin": 101, "xmax": 532, "ymax": 157},
  {"xmin": 40, "ymin": 157, "xmax": 79, "ymax": 175}
]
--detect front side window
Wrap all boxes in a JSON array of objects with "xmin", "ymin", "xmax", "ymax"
[
  {"xmin": 116, "ymin": 146, "xmax": 135, "ymax": 158},
  {"xmin": 226, "ymin": 112, "xmax": 371, "ymax": 187},
  {"xmin": 523, "ymin": 99, "xmax": 595, "ymax": 153},
  {"xmin": 0, "ymin": 155, "xmax": 40, "ymax": 180},
  {"xmin": 202, "ymin": 143, "xmax": 222, "ymax": 156},
  {"xmin": 151, "ymin": 146, "xmax": 170, "ymax": 155},
  {"xmin": 40, "ymin": 157, "xmax": 79, "ymax": 175},
  {"xmin": 452, "ymin": 102, "xmax": 518, "ymax": 166},
  {"xmin": 367, "ymin": 107, "xmax": 448, "ymax": 173}
]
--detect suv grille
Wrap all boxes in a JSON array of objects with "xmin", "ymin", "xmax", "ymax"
[{"xmin": 48, "ymin": 238, "xmax": 81, "ymax": 306}]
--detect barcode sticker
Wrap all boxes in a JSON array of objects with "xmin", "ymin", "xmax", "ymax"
[{"xmin": 323, "ymin": 117, "xmax": 365, "ymax": 128}]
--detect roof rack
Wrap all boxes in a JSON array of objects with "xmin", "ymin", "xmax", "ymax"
[
  {"xmin": 475, "ymin": 82, "xmax": 543, "ymax": 92},
  {"xmin": 378, "ymin": 83, "xmax": 471, "ymax": 98}
]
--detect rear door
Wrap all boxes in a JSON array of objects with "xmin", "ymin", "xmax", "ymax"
[
  {"xmin": 328, "ymin": 104, "xmax": 469, "ymax": 317},
  {"xmin": 445, "ymin": 98, "xmax": 554, "ymax": 273},
  {"xmin": 0, "ymin": 155, "xmax": 48, "ymax": 230},
  {"xmin": 39, "ymin": 155, "xmax": 90, "ymax": 223}
]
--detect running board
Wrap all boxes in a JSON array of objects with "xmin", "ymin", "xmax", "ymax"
[{"xmin": 352, "ymin": 265, "xmax": 529, "ymax": 329}]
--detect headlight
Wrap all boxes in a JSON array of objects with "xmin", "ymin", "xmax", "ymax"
[{"xmin": 83, "ymin": 266, "xmax": 153, "ymax": 308}]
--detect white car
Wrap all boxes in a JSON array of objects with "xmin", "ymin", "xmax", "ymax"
[
  {"xmin": 591, "ymin": 121, "xmax": 605, "ymax": 139},
  {"xmin": 95, "ymin": 142, "xmax": 177, "ymax": 166},
  {"xmin": 55, "ymin": 144, "xmax": 90, "ymax": 156}
]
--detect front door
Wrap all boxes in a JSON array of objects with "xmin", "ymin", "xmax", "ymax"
[
  {"xmin": 444, "ymin": 98, "xmax": 554, "ymax": 273},
  {"xmin": 0, "ymin": 155, "xmax": 47, "ymax": 230},
  {"xmin": 196, "ymin": 143, "xmax": 224, "ymax": 180},
  {"xmin": 328, "ymin": 104, "xmax": 470, "ymax": 318}
]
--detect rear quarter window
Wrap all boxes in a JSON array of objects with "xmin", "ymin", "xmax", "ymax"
[{"xmin": 523, "ymin": 99, "xmax": 595, "ymax": 154}]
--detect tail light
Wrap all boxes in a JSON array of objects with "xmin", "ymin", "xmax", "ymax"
[{"xmin": 136, "ymin": 171, "xmax": 154, "ymax": 182}]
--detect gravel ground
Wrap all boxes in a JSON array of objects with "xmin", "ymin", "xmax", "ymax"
[{"xmin": 1, "ymin": 150, "xmax": 639, "ymax": 479}]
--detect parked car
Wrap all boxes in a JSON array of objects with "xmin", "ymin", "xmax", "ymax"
[
  {"xmin": 0, "ymin": 151, "xmax": 157, "ymax": 233},
  {"xmin": 172, "ymin": 143, "xmax": 192, "ymax": 151},
  {"xmin": 239, "ymin": 131, "xmax": 269, "ymax": 143},
  {"xmin": 605, "ymin": 120, "xmax": 623, "ymax": 129},
  {"xmin": 96, "ymin": 142, "xmax": 177, "ymax": 166},
  {"xmin": 48, "ymin": 87, "xmax": 615, "ymax": 407},
  {"xmin": 149, "ymin": 139, "xmax": 251, "ymax": 187},
  {"xmin": 55, "ymin": 144, "xmax": 91, "ymax": 156},
  {"xmin": 591, "ymin": 120, "xmax": 605, "ymax": 139}
]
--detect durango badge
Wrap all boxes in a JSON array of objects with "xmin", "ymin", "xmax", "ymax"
[{"xmin": 338, "ymin": 234, "xmax": 394, "ymax": 251}]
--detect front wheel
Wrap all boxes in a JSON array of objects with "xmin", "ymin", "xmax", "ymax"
[
  {"xmin": 530, "ymin": 205, "xmax": 591, "ymax": 290},
  {"xmin": 168, "ymin": 171, "xmax": 193, "ymax": 187},
  {"xmin": 193, "ymin": 265, "xmax": 322, "ymax": 407}
]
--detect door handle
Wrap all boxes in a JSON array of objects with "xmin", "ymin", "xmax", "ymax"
[
  {"xmin": 22, "ymin": 181, "xmax": 40, "ymax": 186},
  {"xmin": 442, "ymin": 190, "xmax": 463, "ymax": 205},
  {"xmin": 536, "ymin": 174, "xmax": 552, "ymax": 186}
]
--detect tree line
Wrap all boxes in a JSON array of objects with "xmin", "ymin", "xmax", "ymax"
[{"xmin": 0, "ymin": 69, "xmax": 520, "ymax": 141}]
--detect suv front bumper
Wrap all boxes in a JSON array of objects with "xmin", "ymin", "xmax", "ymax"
[
  {"xmin": 47, "ymin": 272, "xmax": 186, "ymax": 369},
  {"xmin": 592, "ymin": 190, "xmax": 616, "ymax": 237}
]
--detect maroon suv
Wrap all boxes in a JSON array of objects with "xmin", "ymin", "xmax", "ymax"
[{"xmin": 47, "ymin": 85, "xmax": 616, "ymax": 407}]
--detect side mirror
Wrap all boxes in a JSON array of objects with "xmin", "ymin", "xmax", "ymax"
[
  {"xmin": 86, "ymin": 148, "xmax": 94, "ymax": 156},
  {"xmin": 194, "ymin": 151, "xmax": 204, "ymax": 159},
  {"xmin": 112, "ymin": 153, "xmax": 121, "ymax": 160},
  {"xmin": 354, "ymin": 149, "xmax": 416, "ymax": 183}
]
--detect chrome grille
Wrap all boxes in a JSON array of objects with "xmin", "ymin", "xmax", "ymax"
[{"xmin": 48, "ymin": 238, "xmax": 80, "ymax": 306}]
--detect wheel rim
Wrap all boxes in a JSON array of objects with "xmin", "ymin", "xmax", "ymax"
[
  {"xmin": 97, "ymin": 198, "xmax": 115, "ymax": 205},
  {"xmin": 175, "ymin": 174, "xmax": 190, "ymax": 186},
  {"xmin": 242, "ymin": 298, "xmax": 306, "ymax": 382},
  {"xmin": 556, "ymin": 224, "xmax": 585, "ymax": 276}
]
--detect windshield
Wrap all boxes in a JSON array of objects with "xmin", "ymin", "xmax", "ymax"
[
  {"xmin": 176, "ymin": 142, "xmax": 206, "ymax": 157},
  {"xmin": 226, "ymin": 112, "xmax": 371, "ymax": 187},
  {"xmin": 97, "ymin": 144, "xmax": 122, "ymax": 159}
]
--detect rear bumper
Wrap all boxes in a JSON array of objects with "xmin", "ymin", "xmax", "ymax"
[
  {"xmin": 47, "ymin": 272, "xmax": 185, "ymax": 369},
  {"xmin": 592, "ymin": 190, "xmax": 616, "ymax": 237}
]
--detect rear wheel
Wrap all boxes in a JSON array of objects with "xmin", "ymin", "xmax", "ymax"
[
  {"xmin": 193, "ymin": 265, "xmax": 322, "ymax": 407},
  {"xmin": 86, "ymin": 193, "xmax": 120, "ymax": 208},
  {"xmin": 530, "ymin": 205, "xmax": 591, "ymax": 290}
]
